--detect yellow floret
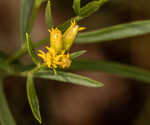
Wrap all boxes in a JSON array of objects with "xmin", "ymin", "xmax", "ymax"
[{"xmin": 38, "ymin": 47, "xmax": 71, "ymax": 69}]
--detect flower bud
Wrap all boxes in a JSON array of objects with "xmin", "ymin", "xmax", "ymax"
[
  {"xmin": 63, "ymin": 20, "xmax": 86, "ymax": 51},
  {"xmin": 48, "ymin": 28, "xmax": 63, "ymax": 53}
]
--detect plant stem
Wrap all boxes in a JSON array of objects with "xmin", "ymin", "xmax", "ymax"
[
  {"xmin": 6, "ymin": 38, "xmax": 48, "ymax": 64},
  {"xmin": 6, "ymin": 45, "xmax": 26, "ymax": 64}
]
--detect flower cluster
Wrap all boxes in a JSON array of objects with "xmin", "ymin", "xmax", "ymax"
[{"xmin": 38, "ymin": 20, "xmax": 85, "ymax": 70}]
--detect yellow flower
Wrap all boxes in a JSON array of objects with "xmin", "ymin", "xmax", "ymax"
[
  {"xmin": 48, "ymin": 28, "xmax": 63, "ymax": 54},
  {"xmin": 63, "ymin": 20, "xmax": 86, "ymax": 51},
  {"xmin": 38, "ymin": 20, "xmax": 85, "ymax": 70},
  {"xmin": 38, "ymin": 47, "xmax": 71, "ymax": 69}
]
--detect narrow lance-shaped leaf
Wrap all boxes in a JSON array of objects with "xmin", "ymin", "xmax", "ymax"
[
  {"xmin": 70, "ymin": 50, "xmax": 86, "ymax": 59},
  {"xmin": 76, "ymin": 20, "xmax": 150, "ymax": 43},
  {"xmin": 73, "ymin": 0, "xmax": 81, "ymax": 15},
  {"xmin": 71, "ymin": 59, "xmax": 150, "ymax": 83},
  {"xmin": 27, "ymin": 74, "xmax": 42, "ymax": 124},
  {"xmin": 20, "ymin": 0, "xmax": 34, "ymax": 41},
  {"xmin": 58, "ymin": 18, "xmax": 75, "ymax": 33},
  {"xmin": 20, "ymin": 0, "xmax": 45, "ymax": 42},
  {"xmin": 35, "ymin": 70, "xmax": 104, "ymax": 87},
  {"xmin": 0, "ymin": 79, "xmax": 16, "ymax": 125},
  {"xmin": 26, "ymin": 33, "xmax": 40, "ymax": 64},
  {"xmin": 79, "ymin": 0, "xmax": 108, "ymax": 19},
  {"xmin": 45, "ymin": 0, "xmax": 53, "ymax": 28}
]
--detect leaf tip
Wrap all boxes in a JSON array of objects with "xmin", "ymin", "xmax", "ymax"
[
  {"xmin": 35, "ymin": 115, "xmax": 42, "ymax": 124},
  {"xmin": 91, "ymin": 83, "xmax": 104, "ymax": 88},
  {"xmin": 25, "ymin": 32, "xmax": 29, "ymax": 38}
]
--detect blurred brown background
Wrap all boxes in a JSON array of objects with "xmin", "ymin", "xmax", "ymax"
[{"xmin": 1, "ymin": 0, "xmax": 150, "ymax": 125}]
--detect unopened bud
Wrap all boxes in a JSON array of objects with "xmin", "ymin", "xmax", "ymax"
[
  {"xmin": 63, "ymin": 20, "xmax": 86, "ymax": 51},
  {"xmin": 48, "ymin": 28, "xmax": 63, "ymax": 53}
]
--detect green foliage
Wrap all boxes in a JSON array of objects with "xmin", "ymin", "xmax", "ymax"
[
  {"xmin": 1, "ymin": 0, "xmax": 150, "ymax": 124},
  {"xmin": 26, "ymin": 74, "xmax": 42, "ymax": 124},
  {"xmin": 0, "ymin": 78, "xmax": 16, "ymax": 125},
  {"xmin": 71, "ymin": 60, "xmax": 150, "ymax": 83},
  {"xmin": 58, "ymin": 0, "xmax": 108, "ymax": 32},
  {"xmin": 26, "ymin": 33, "xmax": 40, "ymax": 64},
  {"xmin": 35, "ymin": 70, "xmax": 104, "ymax": 87},
  {"xmin": 20, "ymin": 0, "xmax": 34, "ymax": 41},
  {"xmin": 73, "ymin": 0, "xmax": 81, "ymax": 15},
  {"xmin": 70, "ymin": 50, "xmax": 87, "ymax": 59},
  {"xmin": 0, "ymin": 60, "xmax": 14, "ymax": 74},
  {"xmin": 58, "ymin": 18, "xmax": 74, "ymax": 32},
  {"xmin": 20, "ymin": 0, "xmax": 45, "ymax": 42},
  {"xmin": 79, "ymin": 0, "xmax": 108, "ymax": 19},
  {"xmin": 76, "ymin": 20, "xmax": 150, "ymax": 43},
  {"xmin": 45, "ymin": 0, "xmax": 53, "ymax": 28},
  {"xmin": 27, "ymin": 0, "xmax": 45, "ymax": 34}
]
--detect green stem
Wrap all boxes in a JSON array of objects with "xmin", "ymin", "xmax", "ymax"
[
  {"xmin": 6, "ymin": 38, "xmax": 48, "ymax": 64},
  {"xmin": 0, "ymin": 78, "xmax": 17, "ymax": 125},
  {"xmin": 20, "ymin": 63, "xmax": 45, "ymax": 77},
  {"xmin": 6, "ymin": 45, "xmax": 26, "ymax": 64}
]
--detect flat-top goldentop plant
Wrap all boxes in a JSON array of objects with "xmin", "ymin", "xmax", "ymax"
[{"xmin": 1, "ymin": 0, "xmax": 150, "ymax": 124}]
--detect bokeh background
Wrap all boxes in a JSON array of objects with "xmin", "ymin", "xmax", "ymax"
[{"xmin": 1, "ymin": 0, "xmax": 150, "ymax": 124}]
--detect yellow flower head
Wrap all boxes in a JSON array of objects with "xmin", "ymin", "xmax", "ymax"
[
  {"xmin": 38, "ymin": 47, "xmax": 71, "ymax": 69},
  {"xmin": 38, "ymin": 20, "xmax": 85, "ymax": 70},
  {"xmin": 48, "ymin": 28, "xmax": 63, "ymax": 54},
  {"xmin": 63, "ymin": 20, "xmax": 86, "ymax": 51}
]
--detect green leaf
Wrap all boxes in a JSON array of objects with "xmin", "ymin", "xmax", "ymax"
[
  {"xmin": 73, "ymin": 0, "xmax": 81, "ymax": 15},
  {"xmin": 35, "ymin": 70, "xmax": 104, "ymax": 87},
  {"xmin": 45, "ymin": 0, "xmax": 53, "ymax": 28},
  {"xmin": 0, "ymin": 78, "xmax": 16, "ymax": 125},
  {"xmin": 58, "ymin": 18, "xmax": 75, "ymax": 32},
  {"xmin": 26, "ymin": 33, "xmax": 40, "ymax": 64},
  {"xmin": 71, "ymin": 60, "xmax": 150, "ymax": 83},
  {"xmin": 79, "ymin": 0, "xmax": 108, "ymax": 19},
  {"xmin": 27, "ymin": 0, "xmax": 45, "ymax": 34},
  {"xmin": 76, "ymin": 20, "xmax": 150, "ymax": 43},
  {"xmin": 58, "ymin": 16, "xmax": 83, "ymax": 32},
  {"xmin": 27, "ymin": 74, "xmax": 42, "ymax": 124},
  {"xmin": 20, "ymin": 0, "xmax": 45, "ymax": 42},
  {"xmin": 70, "ymin": 50, "xmax": 86, "ymax": 59},
  {"xmin": 20, "ymin": 0, "xmax": 34, "ymax": 41}
]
